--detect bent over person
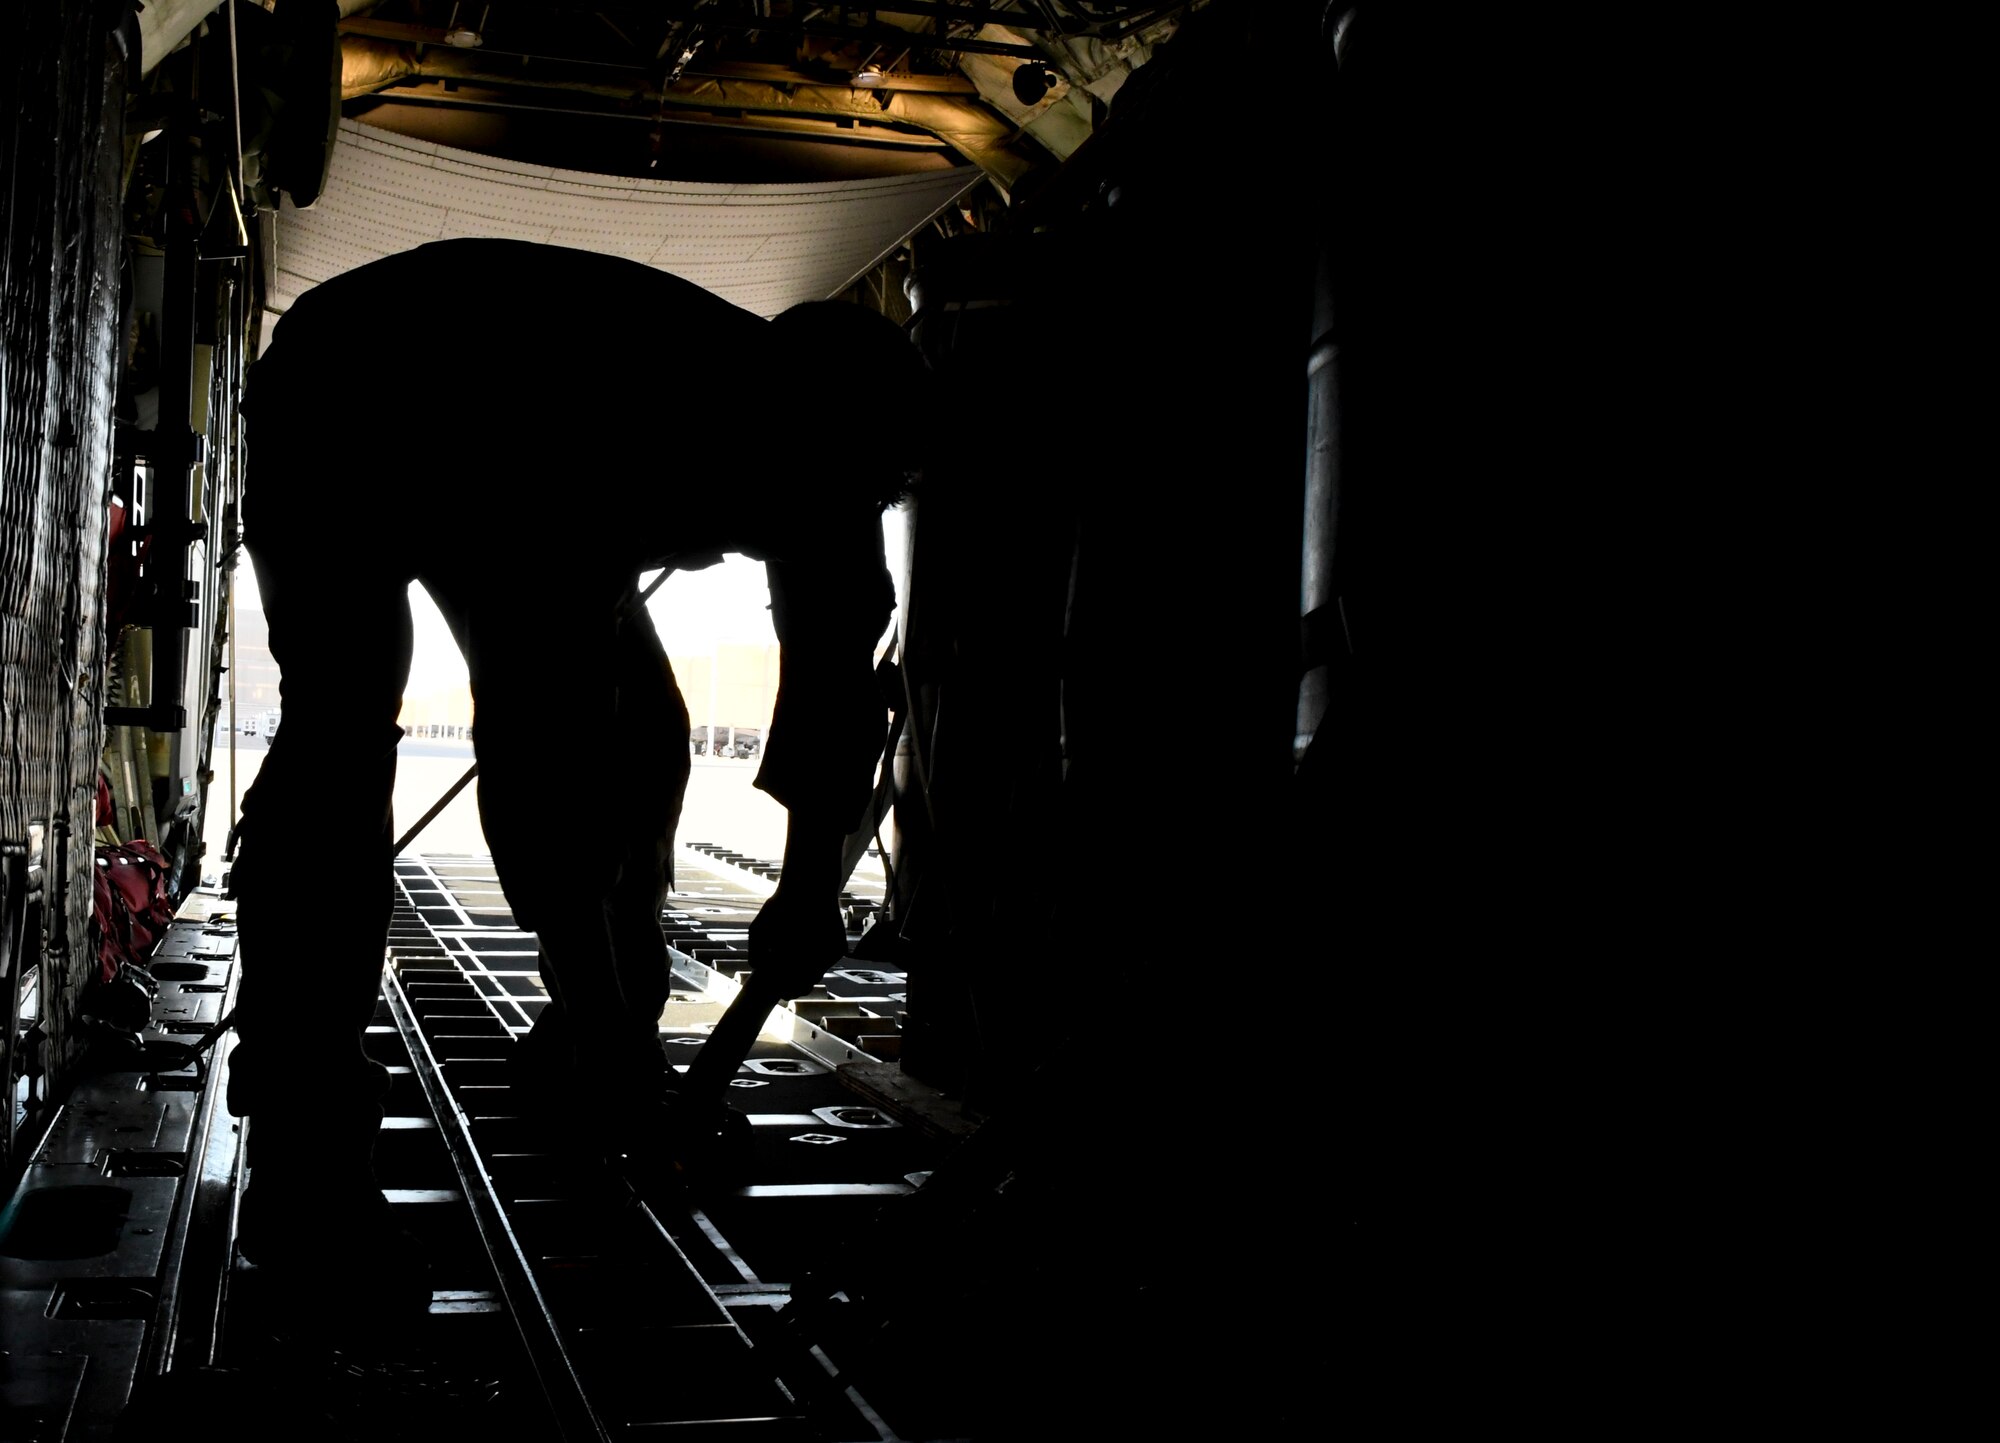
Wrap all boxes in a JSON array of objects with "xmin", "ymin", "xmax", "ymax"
[{"xmin": 227, "ymin": 238, "xmax": 923, "ymax": 1332}]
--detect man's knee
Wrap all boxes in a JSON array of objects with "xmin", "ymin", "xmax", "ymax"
[
  {"xmin": 483, "ymin": 785, "xmax": 623, "ymax": 923},
  {"xmin": 491, "ymin": 852, "xmax": 606, "ymax": 936},
  {"xmin": 226, "ymin": 1038, "xmax": 390, "ymax": 1123}
]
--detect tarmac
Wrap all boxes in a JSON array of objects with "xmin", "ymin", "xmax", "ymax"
[{"xmin": 203, "ymin": 734, "xmax": 809, "ymax": 888}]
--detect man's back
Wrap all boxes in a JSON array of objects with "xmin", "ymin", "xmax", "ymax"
[
  {"xmin": 271, "ymin": 238, "xmax": 765, "ymax": 382},
  {"xmin": 248, "ymin": 239, "xmax": 769, "ymax": 573}
]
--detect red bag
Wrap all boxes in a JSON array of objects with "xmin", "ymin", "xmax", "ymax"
[{"xmin": 92, "ymin": 839, "xmax": 176, "ymax": 984}]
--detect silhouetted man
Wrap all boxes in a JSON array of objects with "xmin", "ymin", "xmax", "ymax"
[{"xmin": 228, "ymin": 238, "xmax": 923, "ymax": 1328}]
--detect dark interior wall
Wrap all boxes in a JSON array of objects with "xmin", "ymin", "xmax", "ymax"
[
  {"xmin": 1, "ymin": 1, "xmax": 130, "ymax": 1165},
  {"xmin": 891, "ymin": 4, "xmax": 1325, "ymax": 1091},
  {"xmin": 860, "ymin": 6, "xmax": 1609, "ymax": 1428},
  {"xmin": 1011, "ymin": 11, "xmax": 1326, "ymax": 1427},
  {"xmin": 869, "ymin": 10, "xmax": 1333, "ymax": 1433}
]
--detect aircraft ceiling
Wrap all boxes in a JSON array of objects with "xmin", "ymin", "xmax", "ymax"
[
  {"xmin": 331, "ymin": 1, "xmax": 1197, "ymax": 189},
  {"xmin": 252, "ymin": 2, "xmax": 1204, "ymax": 338}
]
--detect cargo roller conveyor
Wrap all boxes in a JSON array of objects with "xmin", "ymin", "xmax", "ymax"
[{"xmin": 375, "ymin": 850, "xmax": 955, "ymax": 1440}]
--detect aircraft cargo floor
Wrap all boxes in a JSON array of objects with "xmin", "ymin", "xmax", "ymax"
[{"xmin": 3, "ymin": 844, "xmax": 987, "ymax": 1441}]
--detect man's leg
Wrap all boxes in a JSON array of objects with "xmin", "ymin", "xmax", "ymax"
[
  {"xmin": 227, "ymin": 535, "xmax": 418, "ymax": 1310},
  {"xmin": 604, "ymin": 601, "xmax": 691, "ymax": 1038},
  {"xmin": 451, "ymin": 595, "xmax": 657, "ymax": 1096},
  {"xmin": 459, "ymin": 588, "xmax": 693, "ymax": 1142}
]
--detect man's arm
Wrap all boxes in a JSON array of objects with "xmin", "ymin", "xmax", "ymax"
[
  {"xmin": 746, "ymin": 818, "xmax": 851, "ymax": 997},
  {"xmin": 747, "ymin": 520, "xmax": 895, "ymax": 998}
]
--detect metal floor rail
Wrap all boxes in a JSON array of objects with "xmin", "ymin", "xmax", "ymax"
[{"xmin": 365, "ymin": 852, "xmax": 946, "ymax": 1441}]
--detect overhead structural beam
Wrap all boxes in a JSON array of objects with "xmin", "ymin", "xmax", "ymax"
[
  {"xmin": 646, "ymin": 1, "xmax": 1185, "ymax": 39},
  {"xmin": 836, "ymin": 1, "xmax": 1088, "ymax": 28},
  {"xmin": 366, "ymin": 86, "xmax": 956, "ymax": 151},
  {"xmin": 639, "ymin": 10, "xmax": 1052, "ymax": 61},
  {"xmin": 341, "ymin": 41, "xmax": 1040, "ymax": 187},
  {"xmin": 335, "ymin": 10, "xmax": 1043, "ymax": 61},
  {"xmin": 335, "ymin": 27, "xmax": 979, "ymax": 94},
  {"xmin": 702, "ymin": 15, "xmax": 1045, "ymax": 60},
  {"xmin": 687, "ymin": 60, "xmax": 976, "ymax": 93}
]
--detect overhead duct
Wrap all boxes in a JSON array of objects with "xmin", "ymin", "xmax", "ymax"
[{"xmin": 340, "ymin": 36, "xmax": 418, "ymax": 95}]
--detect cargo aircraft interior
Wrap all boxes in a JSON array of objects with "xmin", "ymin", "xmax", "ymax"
[{"xmin": 0, "ymin": 3, "xmax": 1534, "ymax": 1438}]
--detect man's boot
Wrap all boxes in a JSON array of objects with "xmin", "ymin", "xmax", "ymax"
[
  {"xmin": 229, "ymin": 1045, "xmax": 431, "ymax": 1354},
  {"xmin": 512, "ymin": 1002, "xmax": 676, "ymax": 1155}
]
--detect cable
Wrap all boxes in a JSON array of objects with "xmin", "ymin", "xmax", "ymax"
[
  {"xmin": 395, "ymin": 568, "xmax": 677, "ymax": 859},
  {"xmin": 146, "ymin": 1004, "xmax": 239, "ymax": 1073}
]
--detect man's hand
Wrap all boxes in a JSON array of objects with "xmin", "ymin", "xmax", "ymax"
[{"xmin": 747, "ymin": 887, "xmax": 847, "ymax": 1000}]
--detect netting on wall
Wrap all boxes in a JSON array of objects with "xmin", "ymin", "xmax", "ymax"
[{"xmin": 1, "ymin": 0, "xmax": 127, "ymax": 1163}]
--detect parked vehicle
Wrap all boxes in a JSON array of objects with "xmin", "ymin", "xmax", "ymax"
[{"xmin": 690, "ymin": 727, "xmax": 762, "ymax": 759}]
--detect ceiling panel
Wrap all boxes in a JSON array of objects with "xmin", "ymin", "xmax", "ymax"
[{"xmin": 269, "ymin": 119, "xmax": 981, "ymax": 327}]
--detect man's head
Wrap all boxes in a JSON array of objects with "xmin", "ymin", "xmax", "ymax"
[{"xmin": 767, "ymin": 299, "xmax": 939, "ymax": 511}]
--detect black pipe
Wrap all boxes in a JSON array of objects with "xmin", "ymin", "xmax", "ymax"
[
  {"xmin": 1296, "ymin": 242, "xmax": 1343, "ymax": 761},
  {"xmin": 141, "ymin": 99, "xmax": 201, "ymax": 733}
]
